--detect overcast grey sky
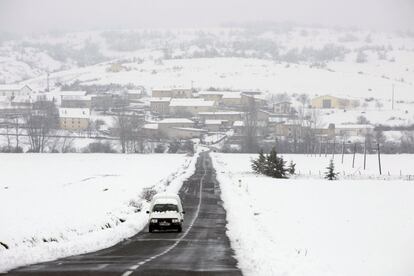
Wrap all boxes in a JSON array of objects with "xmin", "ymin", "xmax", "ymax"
[{"xmin": 1, "ymin": 0, "xmax": 413, "ymax": 33}]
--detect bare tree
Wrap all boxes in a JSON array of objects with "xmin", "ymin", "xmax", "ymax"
[
  {"xmin": 242, "ymin": 96, "xmax": 259, "ymax": 153},
  {"xmin": 114, "ymin": 109, "xmax": 144, "ymax": 153},
  {"xmin": 25, "ymin": 101, "xmax": 58, "ymax": 152},
  {"xmin": 61, "ymin": 137, "xmax": 75, "ymax": 153}
]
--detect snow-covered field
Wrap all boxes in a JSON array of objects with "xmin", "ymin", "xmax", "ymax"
[
  {"xmin": 0, "ymin": 153, "xmax": 198, "ymax": 272},
  {"xmin": 212, "ymin": 153, "xmax": 414, "ymax": 276},
  {"xmin": 26, "ymin": 57, "xmax": 414, "ymax": 102}
]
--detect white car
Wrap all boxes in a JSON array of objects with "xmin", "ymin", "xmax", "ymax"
[{"xmin": 146, "ymin": 193, "xmax": 185, "ymax": 233}]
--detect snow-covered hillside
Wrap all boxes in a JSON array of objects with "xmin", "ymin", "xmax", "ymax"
[
  {"xmin": 212, "ymin": 153, "xmax": 414, "ymax": 276},
  {"xmin": 1, "ymin": 25, "xmax": 413, "ymax": 101},
  {"xmin": 0, "ymin": 153, "xmax": 197, "ymax": 272}
]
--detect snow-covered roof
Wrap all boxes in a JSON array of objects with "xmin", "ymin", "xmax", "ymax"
[
  {"xmin": 222, "ymin": 92, "xmax": 242, "ymax": 99},
  {"xmin": 269, "ymin": 117, "xmax": 287, "ymax": 123},
  {"xmin": 128, "ymin": 89, "xmax": 144, "ymax": 94},
  {"xmin": 143, "ymin": 123, "xmax": 159, "ymax": 130},
  {"xmin": 152, "ymin": 86, "xmax": 192, "ymax": 91},
  {"xmin": 159, "ymin": 118, "xmax": 194, "ymax": 124},
  {"xmin": 56, "ymin": 90, "xmax": 87, "ymax": 96},
  {"xmin": 61, "ymin": 95, "xmax": 92, "ymax": 101},
  {"xmin": 198, "ymin": 111, "xmax": 243, "ymax": 115},
  {"xmin": 172, "ymin": 127, "xmax": 207, "ymax": 132},
  {"xmin": 0, "ymin": 84, "xmax": 31, "ymax": 91},
  {"xmin": 149, "ymin": 97, "xmax": 171, "ymax": 102},
  {"xmin": 170, "ymin": 99, "xmax": 215, "ymax": 107},
  {"xmin": 205, "ymin": 120, "xmax": 225, "ymax": 125},
  {"xmin": 233, "ymin": 121, "xmax": 245, "ymax": 127},
  {"xmin": 153, "ymin": 198, "xmax": 179, "ymax": 205},
  {"xmin": 59, "ymin": 108, "xmax": 90, "ymax": 119},
  {"xmin": 197, "ymin": 91, "xmax": 241, "ymax": 99},
  {"xmin": 336, "ymin": 124, "xmax": 375, "ymax": 129},
  {"xmin": 198, "ymin": 91, "xmax": 225, "ymax": 95}
]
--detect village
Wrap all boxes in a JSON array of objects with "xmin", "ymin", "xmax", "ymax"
[{"xmin": 0, "ymin": 82, "xmax": 389, "ymax": 154}]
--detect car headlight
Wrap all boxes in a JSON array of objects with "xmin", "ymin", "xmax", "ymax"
[
  {"xmin": 172, "ymin": 219, "xmax": 179, "ymax": 223},
  {"xmin": 151, "ymin": 219, "xmax": 158, "ymax": 223}
]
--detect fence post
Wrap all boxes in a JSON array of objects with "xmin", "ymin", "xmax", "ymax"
[
  {"xmin": 377, "ymin": 142, "xmax": 382, "ymax": 175},
  {"xmin": 363, "ymin": 138, "xmax": 367, "ymax": 170},
  {"xmin": 352, "ymin": 143, "xmax": 356, "ymax": 168}
]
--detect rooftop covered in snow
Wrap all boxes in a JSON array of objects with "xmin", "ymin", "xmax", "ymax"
[
  {"xmin": 59, "ymin": 108, "xmax": 91, "ymax": 119},
  {"xmin": 158, "ymin": 118, "xmax": 194, "ymax": 124},
  {"xmin": 170, "ymin": 99, "xmax": 215, "ymax": 107}
]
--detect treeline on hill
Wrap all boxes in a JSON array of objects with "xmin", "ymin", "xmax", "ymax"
[{"xmin": 59, "ymin": 80, "xmax": 141, "ymax": 93}]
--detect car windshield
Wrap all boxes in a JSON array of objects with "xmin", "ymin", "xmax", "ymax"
[{"xmin": 152, "ymin": 204, "xmax": 178, "ymax": 212}]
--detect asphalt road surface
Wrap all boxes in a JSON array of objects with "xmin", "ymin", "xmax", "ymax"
[{"xmin": 8, "ymin": 152, "xmax": 242, "ymax": 276}]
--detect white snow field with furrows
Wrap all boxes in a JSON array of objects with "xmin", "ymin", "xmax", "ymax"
[
  {"xmin": 0, "ymin": 153, "xmax": 198, "ymax": 273},
  {"xmin": 211, "ymin": 153, "xmax": 414, "ymax": 276}
]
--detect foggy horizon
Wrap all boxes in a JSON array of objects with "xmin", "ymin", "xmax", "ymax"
[{"xmin": 1, "ymin": 0, "xmax": 414, "ymax": 34}]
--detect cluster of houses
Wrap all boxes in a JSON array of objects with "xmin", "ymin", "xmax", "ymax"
[
  {"xmin": 0, "ymin": 83, "xmax": 373, "ymax": 146},
  {"xmin": 144, "ymin": 87, "xmax": 370, "ymax": 143}
]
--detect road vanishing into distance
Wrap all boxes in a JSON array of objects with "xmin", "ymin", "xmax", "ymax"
[{"xmin": 9, "ymin": 152, "xmax": 242, "ymax": 276}]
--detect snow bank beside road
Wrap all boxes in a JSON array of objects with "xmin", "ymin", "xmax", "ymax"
[
  {"xmin": 212, "ymin": 153, "xmax": 414, "ymax": 276},
  {"xmin": 0, "ymin": 153, "xmax": 198, "ymax": 272}
]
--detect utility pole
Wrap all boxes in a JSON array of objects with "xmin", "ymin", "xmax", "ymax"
[
  {"xmin": 341, "ymin": 140, "xmax": 345, "ymax": 164},
  {"xmin": 319, "ymin": 139, "xmax": 322, "ymax": 157},
  {"xmin": 352, "ymin": 143, "xmax": 356, "ymax": 168},
  {"xmin": 377, "ymin": 142, "xmax": 382, "ymax": 175},
  {"xmin": 332, "ymin": 138, "xmax": 335, "ymax": 159},
  {"xmin": 46, "ymin": 72, "xmax": 50, "ymax": 92},
  {"xmin": 363, "ymin": 137, "xmax": 367, "ymax": 170}
]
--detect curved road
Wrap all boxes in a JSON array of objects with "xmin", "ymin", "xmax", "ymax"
[{"xmin": 9, "ymin": 152, "xmax": 242, "ymax": 276}]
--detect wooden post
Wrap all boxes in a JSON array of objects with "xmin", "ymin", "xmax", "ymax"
[
  {"xmin": 319, "ymin": 140, "xmax": 322, "ymax": 157},
  {"xmin": 341, "ymin": 141, "xmax": 345, "ymax": 164},
  {"xmin": 363, "ymin": 137, "xmax": 367, "ymax": 170},
  {"xmin": 332, "ymin": 139, "xmax": 335, "ymax": 159},
  {"xmin": 377, "ymin": 142, "xmax": 382, "ymax": 175},
  {"xmin": 352, "ymin": 143, "xmax": 356, "ymax": 168}
]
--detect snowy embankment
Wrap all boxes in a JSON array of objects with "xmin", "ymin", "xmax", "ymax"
[
  {"xmin": 0, "ymin": 152, "xmax": 198, "ymax": 272},
  {"xmin": 212, "ymin": 153, "xmax": 414, "ymax": 276}
]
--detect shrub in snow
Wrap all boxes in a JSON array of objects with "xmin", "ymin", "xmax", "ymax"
[
  {"xmin": 82, "ymin": 142, "xmax": 116, "ymax": 153},
  {"xmin": 183, "ymin": 140, "xmax": 195, "ymax": 154},
  {"xmin": 141, "ymin": 188, "xmax": 157, "ymax": 202},
  {"xmin": 252, "ymin": 148, "xmax": 288, "ymax": 178},
  {"xmin": 356, "ymin": 50, "xmax": 368, "ymax": 63},
  {"xmin": 325, "ymin": 159, "xmax": 339, "ymax": 180},
  {"xmin": 154, "ymin": 144, "xmax": 166, "ymax": 153},
  {"xmin": 168, "ymin": 141, "xmax": 180, "ymax": 153},
  {"xmin": 128, "ymin": 199, "xmax": 141, "ymax": 208},
  {"xmin": 288, "ymin": 160, "xmax": 296, "ymax": 175}
]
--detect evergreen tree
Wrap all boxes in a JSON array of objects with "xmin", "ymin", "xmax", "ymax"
[
  {"xmin": 251, "ymin": 148, "xmax": 289, "ymax": 179},
  {"xmin": 325, "ymin": 159, "xmax": 339, "ymax": 180},
  {"xmin": 263, "ymin": 148, "xmax": 275, "ymax": 177},
  {"xmin": 264, "ymin": 148, "xmax": 287, "ymax": 178},
  {"xmin": 252, "ymin": 149, "xmax": 266, "ymax": 174},
  {"xmin": 288, "ymin": 160, "xmax": 296, "ymax": 175},
  {"xmin": 275, "ymin": 154, "xmax": 288, "ymax": 178}
]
